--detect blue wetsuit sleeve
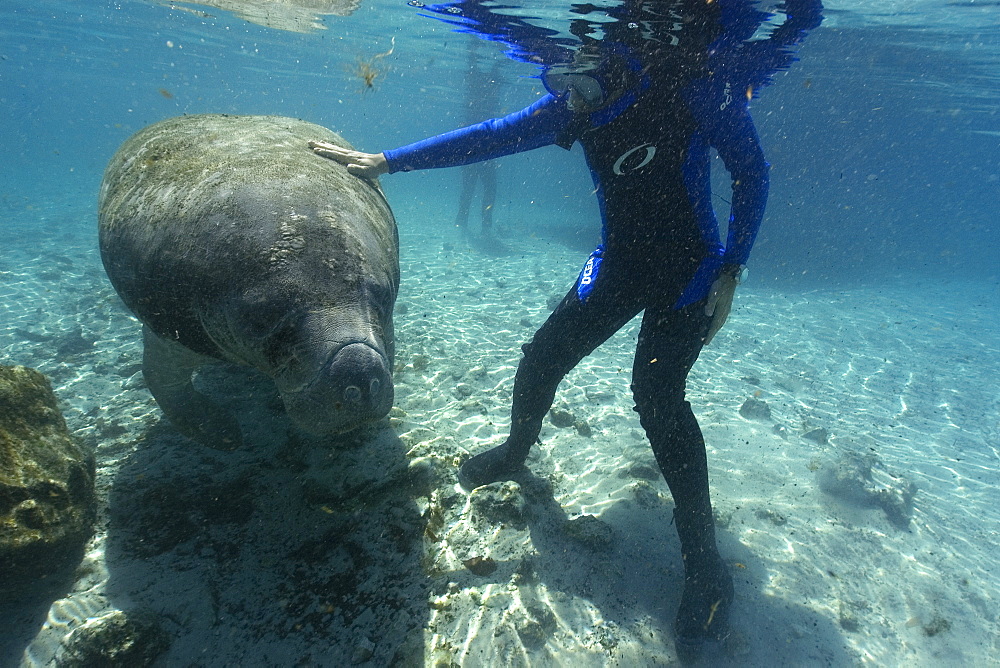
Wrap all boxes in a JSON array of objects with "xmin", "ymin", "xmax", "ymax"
[
  {"xmin": 769, "ymin": 0, "xmax": 824, "ymax": 45},
  {"xmin": 685, "ymin": 80, "xmax": 769, "ymax": 266},
  {"xmin": 726, "ymin": 0, "xmax": 824, "ymax": 93},
  {"xmin": 708, "ymin": 0, "xmax": 822, "ymax": 264},
  {"xmin": 383, "ymin": 94, "xmax": 573, "ymax": 173}
]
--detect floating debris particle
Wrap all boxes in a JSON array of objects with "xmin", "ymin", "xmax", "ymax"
[{"xmin": 349, "ymin": 37, "xmax": 395, "ymax": 92}]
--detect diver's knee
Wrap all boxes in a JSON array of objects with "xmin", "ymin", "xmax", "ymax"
[{"xmin": 631, "ymin": 381, "xmax": 687, "ymax": 411}]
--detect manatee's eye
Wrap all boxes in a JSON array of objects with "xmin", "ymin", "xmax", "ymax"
[
  {"xmin": 263, "ymin": 322, "xmax": 300, "ymax": 370},
  {"xmin": 366, "ymin": 280, "xmax": 394, "ymax": 315}
]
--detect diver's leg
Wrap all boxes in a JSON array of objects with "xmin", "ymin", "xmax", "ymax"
[
  {"xmin": 631, "ymin": 303, "xmax": 733, "ymax": 648},
  {"xmin": 459, "ymin": 280, "xmax": 641, "ymax": 490},
  {"xmin": 480, "ymin": 162, "xmax": 497, "ymax": 236},
  {"xmin": 454, "ymin": 166, "xmax": 477, "ymax": 231}
]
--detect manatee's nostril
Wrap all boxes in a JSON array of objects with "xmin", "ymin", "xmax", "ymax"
[
  {"xmin": 344, "ymin": 385, "xmax": 362, "ymax": 404},
  {"xmin": 370, "ymin": 378, "xmax": 381, "ymax": 398}
]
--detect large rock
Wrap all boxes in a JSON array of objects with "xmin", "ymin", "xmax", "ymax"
[{"xmin": 0, "ymin": 365, "xmax": 95, "ymax": 594}]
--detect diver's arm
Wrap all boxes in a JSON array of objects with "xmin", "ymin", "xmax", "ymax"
[
  {"xmin": 691, "ymin": 84, "xmax": 769, "ymax": 267},
  {"xmin": 311, "ymin": 95, "xmax": 570, "ymax": 176},
  {"xmin": 736, "ymin": 0, "xmax": 823, "ymax": 83},
  {"xmin": 718, "ymin": 127, "xmax": 768, "ymax": 268},
  {"xmin": 700, "ymin": 0, "xmax": 821, "ymax": 263},
  {"xmin": 310, "ymin": 94, "xmax": 570, "ymax": 177},
  {"xmin": 768, "ymin": 0, "xmax": 823, "ymax": 47},
  {"xmin": 685, "ymin": 78, "xmax": 769, "ymax": 344},
  {"xmin": 381, "ymin": 94, "xmax": 572, "ymax": 172}
]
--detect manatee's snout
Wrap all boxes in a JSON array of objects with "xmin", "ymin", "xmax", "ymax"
[
  {"xmin": 283, "ymin": 342, "xmax": 393, "ymax": 434},
  {"xmin": 342, "ymin": 378, "xmax": 384, "ymax": 407},
  {"xmin": 326, "ymin": 342, "xmax": 394, "ymax": 422}
]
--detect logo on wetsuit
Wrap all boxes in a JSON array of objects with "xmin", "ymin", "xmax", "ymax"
[
  {"xmin": 576, "ymin": 246, "xmax": 605, "ymax": 301},
  {"xmin": 612, "ymin": 142, "xmax": 657, "ymax": 175}
]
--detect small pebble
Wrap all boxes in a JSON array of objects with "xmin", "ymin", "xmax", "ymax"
[
  {"xmin": 549, "ymin": 408, "xmax": 575, "ymax": 428},
  {"xmin": 803, "ymin": 427, "xmax": 829, "ymax": 444},
  {"xmin": 739, "ymin": 397, "xmax": 772, "ymax": 421}
]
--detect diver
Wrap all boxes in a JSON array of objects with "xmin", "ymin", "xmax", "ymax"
[
  {"xmin": 310, "ymin": 0, "xmax": 822, "ymax": 655},
  {"xmin": 454, "ymin": 41, "xmax": 504, "ymax": 240}
]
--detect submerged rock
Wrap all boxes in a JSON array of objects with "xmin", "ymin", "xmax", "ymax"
[
  {"xmin": 469, "ymin": 481, "xmax": 527, "ymax": 529},
  {"xmin": 549, "ymin": 407, "xmax": 592, "ymax": 436},
  {"xmin": 815, "ymin": 452, "xmax": 917, "ymax": 530},
  {"xmin": 463, "ymin": 555, "xmax": 498, "ymax": 576},
  {"xmin": 563, "ymin": 514, "xmax": 615, "ymax": 551},
  {"xmin": 754, "ymin": 508, "xmax": 788, "ymax": 526},
  {"xmin": 55, "ymin": 327, "xmax": 95, "ymax": 357},
  {"xmin": 874, "ymin": 480, "xmax": 918, "ymax": 530},
  {"xmin": 803, "ymin": 427, "xmax": 830, "ymax": 444},
  {"xmin": 0, "ymin": 365, "xmax": 96, "ymax": 595},
  {"xmin": 58, "ymin": 609, "xmax": 169, "ymax": 667},
  {"xmin": 549, "ymin": 408, "xmax": 576, "ymax": 428},
  {"xmin": 816, "ymin": 453, "xmax": 879, "ymax": 507},
  {"xmin": 515, "ymin": 601, "xmax": 558, "ymax": 650},
  {"xmin": 739, "ymin": 397, "xmax": 772, "ymax": 421}
]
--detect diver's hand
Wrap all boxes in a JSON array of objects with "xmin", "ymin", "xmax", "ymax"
[
  {"xmin": 703, "ymin": 273, "xmax": 739, "ymax": 346},
  {"xmin": 309, "ymin": 141, "xmax": 388, "ymax": 179}
]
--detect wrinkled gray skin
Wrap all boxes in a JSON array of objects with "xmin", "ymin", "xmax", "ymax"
[{"xmin": 99, "ymin": 115, "xmax": 398, "ymax": 449}]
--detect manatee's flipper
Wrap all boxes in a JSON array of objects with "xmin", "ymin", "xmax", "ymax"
[{"xmin": 142, "ymin": 326, "xmax": 243, "ymax": 450}]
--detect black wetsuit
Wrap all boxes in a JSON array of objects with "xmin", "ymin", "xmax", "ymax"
[{"xmin": 384, "ymin": 0, "xmax": 822, "ymax": 646}]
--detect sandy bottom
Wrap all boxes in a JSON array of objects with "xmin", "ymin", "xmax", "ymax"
[{"xmin": 1, "ymin": 209, "xmax": 998, "ymax": 666}]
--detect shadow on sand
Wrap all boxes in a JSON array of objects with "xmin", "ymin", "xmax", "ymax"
[{"xmin": 96, "ymin": 365, "xmax": 432, "ymax": 665}]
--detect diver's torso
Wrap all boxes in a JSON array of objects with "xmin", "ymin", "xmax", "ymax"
[{"xmin": 579, "ymin": 81, "xmax": 706, "ymax": 261}]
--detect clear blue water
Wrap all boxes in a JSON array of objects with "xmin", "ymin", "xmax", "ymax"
[
  {"xmin": 1, "ymin": 1, "xmax": 999, "ymax": 665},
  {"xmin": 3, "ymin": 0, "xmax": 997, "ymax": 284}
]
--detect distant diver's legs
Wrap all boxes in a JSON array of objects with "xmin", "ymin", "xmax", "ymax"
[
  {"xmin": 455, "ymin": 165, "xmax": 479, "ymax": 231},
  {"xmin": 480, "ymin": 162, "xmax": 497, "ymax": 235},
  {"xmin": 459, "ymin": 281, "xmax": 642, "ymax": 490},
  {"xmin": 630, "ymin": 303, "xmax": 733, "ymax": 647}
]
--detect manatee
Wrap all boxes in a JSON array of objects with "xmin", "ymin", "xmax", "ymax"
[{"xmin": 98, "ymin": 114, "xmax": 398, "ymax": 449}]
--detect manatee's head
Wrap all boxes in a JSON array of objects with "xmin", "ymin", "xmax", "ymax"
[
  {"xmin": 264, "ymin": 303, "xmax": 395, "ymax": 435},
  {"xmin": 204, "ymin": 165, "xmax": 399, "ymax": 435}
]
